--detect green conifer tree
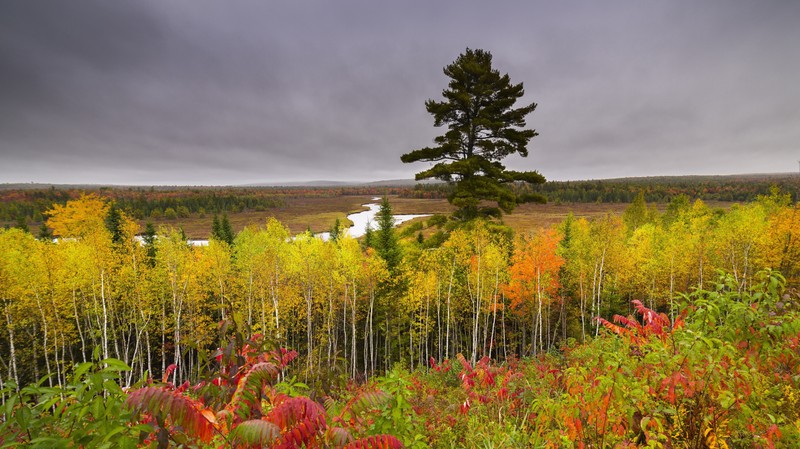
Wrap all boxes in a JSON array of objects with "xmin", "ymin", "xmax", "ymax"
[
  {"xmin": 105, "ymin": 205, "xmax": 123, "ymax": 244},
  {"xmin": 402, "ymin": 48, "xmax": 546, "ymax": 220},
  {"xmin": 143, "ymin": 222, "xmax": 157, "ymax": 265},
  {"xmin": 329, "ymin": 218, "xmax": 342, "ymax": 242},
  {"xmin": 38, "ymin": 223, "xmax": 52, "ymax": 241},
  {"xmin": 211, "ymin": 214, "xmax": 222, "ymax": 240},
  {"xmin": 363, "ymin": 220, "xmax": 374, "ymax": 249},
  {"xmin": 374, "ymin": 197, "xmax": 401, "ymax": 274},
  {"xmin": 220, "ymin": 213, "xmax": 234, "ymax": 245}
]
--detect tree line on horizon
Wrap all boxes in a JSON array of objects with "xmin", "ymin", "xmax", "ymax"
[
  {"xmin": 3, "ymin": 174, "xmax": 798, "ymax": 228},
  {"xmin": 404, "ymin": 174, "xmax": 800, "ymax": 203}
]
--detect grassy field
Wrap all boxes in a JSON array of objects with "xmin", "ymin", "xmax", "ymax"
[
  {"xmin": 145, "ymin": 195, "xmax": 375, "ymax": 238},
  {"xmin": 143, "ymin": 195, "xmax": 736, "ymax": 239}
]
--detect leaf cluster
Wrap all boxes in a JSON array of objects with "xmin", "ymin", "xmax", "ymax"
[
  {"xmin": 0, "ymin": 356, "xmax": 144, "ymax": 448},
  {"xmin": 124, "ymin": 335, "xmax": 405, "ymax": 449}
]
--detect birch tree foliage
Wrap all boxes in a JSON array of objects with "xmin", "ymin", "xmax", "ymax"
[
  {"xmin": 0, "ymin": 229, "xmax": 47, "ymax": 381},
  {"xmin": 287, "ymin": 232, "xmax": 327, "ymax": 371},
  {"xmin": 45, "ymin": 193, "xmax": 110, "ymax": 239},
  {"xmin": 249, "ymin": 219, "xmax": 291, "ymax": 338},
  {"xmin": 684, "ymin": 200, "xmax": 716, "ymax": 289},
  {"xmin": 505, "ymin": 227, "xmax": 564, "ymax": 354},
  {"xmin": 621, "ymin": 223, "xmax": 667, "ymax": 309},
  {"xmin": 711, "ymin": 203, "xmax": 768, "ymax": 291},
  {"xmin": 761, "ymin": 203, "xmax": 800, "ymax": 280}
]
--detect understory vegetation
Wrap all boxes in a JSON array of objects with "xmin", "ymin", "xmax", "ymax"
[{"xmin": 1, "ymin": 187, "xmax": 800, "ymax": 447}]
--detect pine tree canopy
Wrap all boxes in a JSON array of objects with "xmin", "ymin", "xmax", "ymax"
[{"xmin": 401, "ymin": 48, "xmax": 546, "ymax": 220}]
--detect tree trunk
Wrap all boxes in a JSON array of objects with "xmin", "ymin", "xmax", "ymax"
[
  {"xmin": 351, "ymin": 281, "xmax": 356, "ymax": 379},
  {"xmin": 101, "ymin": 270, "xmax": 109, "ymax": 360},
  {"xmin": 3, "ymin": 304, "xmax": 19, "ymax": 388}
]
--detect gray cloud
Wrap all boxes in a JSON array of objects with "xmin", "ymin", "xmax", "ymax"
[{"xmin": 1, "ymin": 0, "xmax": 799, "ymax": 185}]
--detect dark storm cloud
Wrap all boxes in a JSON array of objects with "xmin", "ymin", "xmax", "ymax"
[{"xmin": 1, "ymin": 0, "xmax": 799, "ymax": 184}]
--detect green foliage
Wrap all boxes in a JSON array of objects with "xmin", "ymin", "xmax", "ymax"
[
  {"xmin": 373, "ymin": 197, "xmax": 401, "ymax": 274},
  {"xmin": 143, "ymin": 221, "xmax": 157, "ymax": 264},
  {"xmin": 401, "ymin": 48, "xmax": 545, "ymax": 220},
  {"xmin": 0, "ymin": 356, "xmax": 144, "ymax": 448},
  {"xmin": 622, "ymin": 190, "xmax": 658, "ymax": 233},
  {"xmin": 330, "ymin": 217, "xmax": 343, "ymax": 242},
  {"xmin": 372, "ymin": 368, "xmax": 429, "ymax": 448},
  {"xmin": 398, "ymin": 221, "xmax": 423, "ymax": 239},
  {"xmin": 163, "ymin": 207, "xmax": 178, "ymax": 220},
  {"xmin": 662, "ymin": 193, "xmax": 691, "ymax": 225},
  {"xmin": 426, "ymin": 214, "xmax": 448, "ymax": 229},
  {"xmin": 175, "ymin": 205, "xmax": 190, "ymax": 218},
  {"xmin": 105, "ymin": 205, "xmax": 123, "ymax": 244},
  {"xmin": 211, "ymin": 213, "xmax": 234, "ymax": 245},
  {"xmin": 420, "ymin": 230, "xmax": 448, "ymax": 248},
  {"xmin": 37, "ymin": 222, "xmax": 52, "ymax": 241},
  {"xmin": 524, "ymin": 175, "xmax": 800, "ymax": 204},
  {"xmin": 14, "ymin": 215, "xmax": 28, "ymax": 233},
  {"xmin": 220, "ymin": 213, "xmax": 234, "ymax": 245}
]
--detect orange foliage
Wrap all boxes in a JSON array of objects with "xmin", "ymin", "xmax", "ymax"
[{"xmin": 504, "ymin": 227, "xmax": 564, "ymax": 316}]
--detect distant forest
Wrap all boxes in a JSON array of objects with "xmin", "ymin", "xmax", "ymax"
[
  {"xmin": 1, "ymin": 174, "xmax": 799, "ymax": 224},
  {"xmin": 0, "ymin": 185, "xmax": 408, "ymax": 225},
  {"xmin": 406, "ymin": 173, "xmax": 800, "ymax": 203}
]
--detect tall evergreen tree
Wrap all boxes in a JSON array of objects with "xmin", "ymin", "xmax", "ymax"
[
  {"xmin": 401, "ymin": 48, "xmax": 546, "ymax": 220},
  {"xmin": 178, "ymin": 226, "xmax": 187, "ymax": 242},
  {"xmin": 105, "ymin": 205, "xmax": 123, "ymax": 244},
  {"xmin": 374, "ymin": 197, "xmax": 401, "ymax": 274},
  {"xmin": 143, "ymin": 222, "xmax": 157, "ymax": 265},
  {"xmin": 329, "ymin": 218, "xmax": 342, "ymax": 242},
  {"xmin": 363, "ymin": 220, "xmax": 374, "ymax": 249},
  {"xmin": 220, "ymin": 213, "xmax": 234, "ymax": 245},
  {"xmin": 38, "ymin": 223, "xmax": 52, "ymax": 241},
  {"xmin": 211, "ymin": 214, "xmax": 222, "ymax": 241}
]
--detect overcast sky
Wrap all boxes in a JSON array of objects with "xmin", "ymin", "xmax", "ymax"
[{"xmin": 1, "ymin": 1, "xmax": 799, "ymax": 185}]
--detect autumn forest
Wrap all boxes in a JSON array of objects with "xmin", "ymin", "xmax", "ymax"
[{"xmin": 1, "ymin": 185, "xmax": 800, "ymax": 447}]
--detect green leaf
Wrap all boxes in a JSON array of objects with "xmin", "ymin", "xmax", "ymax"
[
  {"xmin": 101, "ymin": 358, "xmax": 131, "ymax": 372},
  {"xmin": 73, "ymin": 362, "xmax": 94, "ymax": 379}
]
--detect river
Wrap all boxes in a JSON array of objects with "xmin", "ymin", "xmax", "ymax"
[
  {"xmin": 137, "ymin": 198, "xmax": 428, "ymax": 245},
  {"xmin": 317, "ymin": 197, "xmax": 429, "ymax": 240}
]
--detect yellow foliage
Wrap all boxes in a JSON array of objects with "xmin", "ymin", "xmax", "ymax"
[{"xmin": 45, "ymin": 193, "xmax": 110, "ymax": 239}]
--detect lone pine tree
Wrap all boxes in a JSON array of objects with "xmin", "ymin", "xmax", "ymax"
[{"xmin": 402, "ymin": 48, "xmax": 546, "ymax": 220}]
